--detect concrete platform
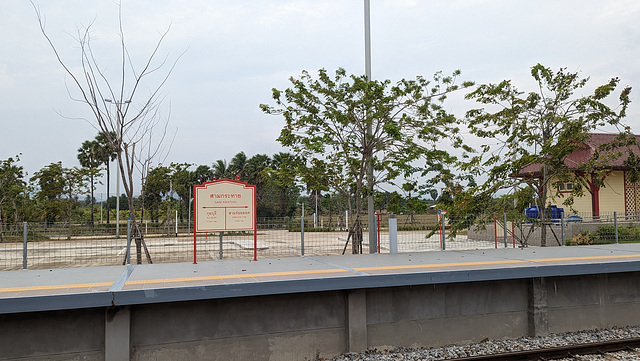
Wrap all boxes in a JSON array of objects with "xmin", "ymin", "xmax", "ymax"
[
  {"xmin": 2, "ymin": 243, "xmax": 640, "ymax": 314},
  {"xmin": 3, "ymin": 244, "xmax": 640, "ymax": 360}
]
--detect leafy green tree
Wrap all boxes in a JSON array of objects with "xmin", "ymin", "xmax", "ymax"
[
  {"xmin": 266, "ymin": 152, "xmax": 302, "ymax": 217},
  {"xmin": 143, "ymin": 166, "xmax": 171, "ymax": 222},
  {"xmin": 0, "ymin": 156, "xmax": 27, "ymax": 227},
  {"xmin": 31, "ymin": 162, "xmax": 65, "ymax": 224},
  {"xmin": 261, "ymin": 68, "xmax": 472, "ymax": 252},
  {"xmin": 170, "ymin": 162, "xmax": 194, "ymax": 221},
  {"xmin": 31, "ymin": 162, "xmax": 89, "ymax": 236},
  {"xmin": 461, "ymin": 64, "xmax": 633, "ymax": 245},
  {"xmin": 107, "ymin": 194, "xmax": 129, "ymax": 211},
  {"xmin": 60, "ymin": 167, "xmax": 90, "ymax": 238}
]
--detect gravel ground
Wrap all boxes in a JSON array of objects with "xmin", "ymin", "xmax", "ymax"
[
  {"xmin": 556, "ymin": 349, "xmax": 640, "ymax": 360},
  {"xmin": 330, "ymin": 326, "xmax": 640, "ymax": 360}
]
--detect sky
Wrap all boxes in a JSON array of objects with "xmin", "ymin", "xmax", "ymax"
[{"xmin": 2, "ymin": 0, "xmax": 640, "ymax": 197}]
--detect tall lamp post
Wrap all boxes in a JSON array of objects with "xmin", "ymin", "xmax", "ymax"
[
  {"xmin": 104, "ymin": 98, "xmax": 131, "ymax": 238},
  {"xmin": 364, "ymin": 0, "xmax": 376, "ymax": 253}
]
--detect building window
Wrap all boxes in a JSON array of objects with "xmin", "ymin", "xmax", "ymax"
[{"xmin": 558, "ymin": 182, "xmax": 573, "ymax": 193}]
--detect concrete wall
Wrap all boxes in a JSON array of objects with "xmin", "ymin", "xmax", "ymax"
[
  {"xmin": 0, "ymin": 308, "xmax": 104, "ymax": 361},
  {"xmin": 547, "ymin": 272, "xmax": 640, "ymax": 333},
  {"xmin": 366, "ymin": 279, "xmax": 529, "ymax": 348},
  {"xmin": 2, "ymin": 272, "xmax": 640, "ymax": 360},
  {"xmin": 130, "ymin": 291, "xmax": 347, "ymax": 361}
]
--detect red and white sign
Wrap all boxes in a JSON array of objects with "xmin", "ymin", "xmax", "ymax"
[
  {"xmin": 193, "ymin": 179, "xmax": 257, "ymax": 263},
  {"xmin": 194, "ymin": 179, "xmax": 256, "ymax": 232}
]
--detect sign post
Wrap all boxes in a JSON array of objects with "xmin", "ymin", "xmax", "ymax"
[{"xmin": 193, "ymin": 179, "xmax": 257, "ymax": 263}]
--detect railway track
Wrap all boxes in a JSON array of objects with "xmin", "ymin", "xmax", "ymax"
[{"xmin": 446, "ymin": 338, "xmax": 640, "ymax": 361}]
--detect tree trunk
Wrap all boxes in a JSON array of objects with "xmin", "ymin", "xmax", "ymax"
[
  {"xmin": 90, "ymin": 172, "xmax": 94, "ymax": 226},
  {"xmin": 105, "ymin": 164, "xmax": 110, "ymax": 224},
  {"xmin": 351, "ymin": 215, "xmax": 363, "ymax": 254},
  {"xmin": 540, "ymin": 165, "xmax": 549, "ymax": 247},
  {"xmin": 353, "ymin": 184, "xmax": 363, "ymax": 254}
]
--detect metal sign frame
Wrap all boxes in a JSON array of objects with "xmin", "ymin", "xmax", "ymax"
[{"xmin": 193, "ymin": 179, "xmax": 257, "ymax": 263}]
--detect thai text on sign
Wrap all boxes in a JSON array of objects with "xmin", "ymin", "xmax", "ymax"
[{"xmin": 193, "ymin": 179, "xmax": 256, "ymax": 232}]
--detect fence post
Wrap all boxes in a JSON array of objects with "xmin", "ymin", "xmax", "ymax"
[
  {"xmin": 440, "ymin": 212, "xmax": 446, "ymax": 251},
  {"xmin": 219, "ymin": 232, "xmax": 224, "ymax": 260},
  {"xmin": 561, "ymin": 212, "xmax": 565, "ymax": 246},
  {"xmin": 22, "ymin": 222, "xmax": 27, "ymax": 270},
  {"xmin": 503, "ymin": 213, "xmax": 508, "ymax": 248},
  {"xmin": 301, "ymin": 203, "xmax": 305, "ymax": 256},
  {"xmin": 614, "ymin": 211, "xmax": 618, "ymax": 244},
  {"xmin": 126, "ymin": 219, "xmax": 132, "ymax": 265},
  {"xmin": 389, "ymin": 214, "xmax": 398, "ymax": 254}
]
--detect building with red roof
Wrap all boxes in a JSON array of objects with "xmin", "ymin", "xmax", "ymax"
[{"xmin": 515, "ymin": 133, "xmax": 640, "ymax": 218}]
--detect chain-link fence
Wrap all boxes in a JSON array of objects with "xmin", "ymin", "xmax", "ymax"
[
  {"xmin": 3, "ymin": 212, "xmax": 638, "ymax": 270},
  {"xmin": 467, "ymin": 211, "xmax": 640, "ymax": 247}
]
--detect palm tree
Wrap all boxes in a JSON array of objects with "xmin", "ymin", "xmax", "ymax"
[
  {"xmin": 192, "ymin": 165, "xmax": 213, "ymax": 184},
  {"xmin": 212, "ymin": 159, "xmax": 230, "ymax": 180},
  {"xmin": 229, "ymin": 152, "xmax": 248, "ymax": 180},
  {"xmin": 77, "ymin": 140, "xmax": 101, "ymax": 225},
  {"xmin": 246, "ymin": 154, "xmax": 270, "ymax": 186},
  {"xmin": 94, "ymin": 132, "xmax": 117, "ymax": 223}
]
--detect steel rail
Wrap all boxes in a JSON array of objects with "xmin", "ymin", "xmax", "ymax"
[{"xmin": 445, "ymin": 337, "xmax": 640, "ymax": 361}]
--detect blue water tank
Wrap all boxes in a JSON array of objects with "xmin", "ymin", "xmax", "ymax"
[
  {"xmin": 525, "ymin": 205, "xmax": 539, "ymax": 219},
  {"xmin": 549, "ymin": 205, "xmax": 564, "ymax": 220}
]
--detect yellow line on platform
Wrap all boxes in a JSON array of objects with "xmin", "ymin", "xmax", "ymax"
[
  {"xmin": 529, "ymin": 254, "xmax": 640, "ymax": 263},
  {"xmin": 0, "ymin": 282, "xmax": 112, "ymax": 293},
  {"xmin": 124, "ymin": 268, "xmax": 349, "ymax": 285},
  {"xmin": 2, "ymin": 253, "xmax": 640, "ymax": 294},
  {"xmin": 354, "ymin": 260, "xmax": 528, "ymax": 272}
]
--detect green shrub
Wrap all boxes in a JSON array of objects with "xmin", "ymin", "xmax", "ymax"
[{"xmin": 570, "ymin": 224, "xmax": 640, "ymax": 246}]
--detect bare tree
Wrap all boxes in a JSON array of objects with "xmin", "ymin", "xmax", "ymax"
[{"xmin": 33, "ymin": 1, "xmax": 181, "ymax": 263}]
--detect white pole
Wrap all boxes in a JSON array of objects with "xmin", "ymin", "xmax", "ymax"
[
  {"xmin": 301, "ymin": 202, "xmax": 305, "ymax": 256},
  {"xmin": 364, "ymin": 0, "xmax": 371, "ymax": 78},
  {"xmin": 175, "ymin": 210, "xmax": 178, "ymax": 236},
  {"xmin": 188, "ymin": 187, "xmax": 192, "ymax": 236},
  {"xmin": 389, "ymin": 214, "xmax": 398, "ymax": 254},
  {"xmin": 364, "ymin": 0, "xmax": 376, "ymax": 253}
]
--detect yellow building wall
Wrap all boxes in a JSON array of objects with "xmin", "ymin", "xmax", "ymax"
[
  {"xmin": 548, "ymin": 187, "xmax": 591, "ymax": 215},
  {"xmin": 598, "ymin": 171, "xmax": 626, "ymax": 215},
  {"xmin": 546, "ymin": 171, "xmax": 625, "ymax": 216}
]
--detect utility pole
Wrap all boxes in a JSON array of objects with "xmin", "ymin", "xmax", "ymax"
[{"xmin": 364, "ymin": 0, "xmax": 376, "ymax": 253}]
